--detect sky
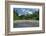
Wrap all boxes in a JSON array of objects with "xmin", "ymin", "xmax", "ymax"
[{"xmin": 13, "ymin": 8, "xmax": 39, "ymax": 16}]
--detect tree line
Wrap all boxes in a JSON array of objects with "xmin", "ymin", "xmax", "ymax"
[{"xmin": 13, "ymin": 10, "xmax": 39, "ymax": 20}]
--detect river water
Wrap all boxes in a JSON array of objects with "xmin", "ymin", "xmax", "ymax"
[{"xmin": 13, "ymin": 21, "xmax": 39, "ymax": 28}]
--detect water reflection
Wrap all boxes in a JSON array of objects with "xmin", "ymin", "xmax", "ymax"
[{"xmin": 13, "ymin": 22, "xmax": 39, "ymax": 28}]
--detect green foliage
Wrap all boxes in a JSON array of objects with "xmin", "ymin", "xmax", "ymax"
[{"xmin": 13, "ymin": 10, "xmax": 39, "ymax": 20}]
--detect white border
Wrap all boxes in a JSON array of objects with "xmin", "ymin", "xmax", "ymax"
[{"xmin": 10, "ymin": 5, "xmax": 42, "ymax": 32}]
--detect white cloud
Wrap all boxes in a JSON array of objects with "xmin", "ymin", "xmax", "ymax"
[{"xmin": 27, "ymin": 11, "xmax": 33, "ymax": 14}]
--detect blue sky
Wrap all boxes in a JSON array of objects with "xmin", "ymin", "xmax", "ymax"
[{"xmin": 13, "ymin": 8, "xmax": 39, "ymax": 16}]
